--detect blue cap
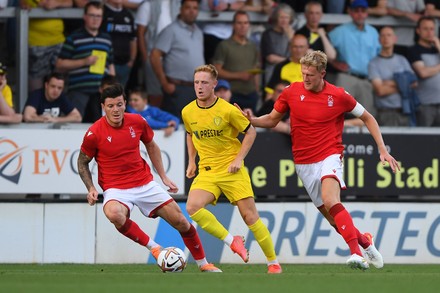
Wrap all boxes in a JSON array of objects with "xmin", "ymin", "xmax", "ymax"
[
  {"xmin": 350, "ymin": 0, "xmax": 368, "ymax": 8},
  {"xmin": 215, "ymin": 79, "xmax": 230, "ymax": 91}
]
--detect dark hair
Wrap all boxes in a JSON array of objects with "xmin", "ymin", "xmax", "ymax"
[
  {"xmin": 100, "ymin": 83, "xmax": 125, "ymax": 104},
  {"xmin": 128, "ymin": 87, "xmax": 148, "ymax": 101},
  {"xmin": 100, "ymin": 75, "xmax": 118, "ymax": 87},
  {"xmin": 233, "ymin": 10, "xmax": 249, "ymax": 23},
  {"xmin": 84, "ymin": 1, "xmax": 103, "ymax": 14},
  {"xmin": 416, "ymin": 16, "xmax": 436, "ymax": 29},
  {"xmin": 45, "ymin": 72, "xmax": 66, "ymax": 83},
  {"xmin": 181, "ymin": 0, "xmax": 200, "ymax": 5}
]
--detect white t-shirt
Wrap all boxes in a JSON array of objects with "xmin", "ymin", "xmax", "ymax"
[{"xmin": 135, "ymin": 0, "xmax": 173, "ymax": 34}]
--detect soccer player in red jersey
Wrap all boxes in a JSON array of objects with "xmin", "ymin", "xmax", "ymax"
[
  {"xmin": 77, "ymin": 83, "xmax": 221, "ymax": 272},
  {"xmin": 237, "ymin": 50, "xmax": 400, "ymax": 270}
]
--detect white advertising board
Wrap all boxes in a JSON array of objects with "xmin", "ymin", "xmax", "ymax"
[{"xmin": 0, "ymin": 129, "xmax": 186, "ymax": 194}]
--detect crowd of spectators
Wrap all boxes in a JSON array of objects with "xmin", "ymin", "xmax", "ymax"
[{"xmin": 1, "ymin": 0, "xmax": 440, "ymax": 127}]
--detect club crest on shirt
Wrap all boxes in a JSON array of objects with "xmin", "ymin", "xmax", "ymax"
[
  {"xmin": 107, "ymin": 136, "xmax": 112, "ymax": 142},
  {"xmin": 328, "ymin": 95, "xmax": 334, "ymax": 107},
  {"xmin": 300, "ymin": 95, "xmax": 305, "ymax": 101},
  {"xmin": 214, "ymin": 117, "xmax": 222, "ymax": 126},
  {"xmin": 129, "ymin": 126, "xmax": 136, "ymax": 138}
]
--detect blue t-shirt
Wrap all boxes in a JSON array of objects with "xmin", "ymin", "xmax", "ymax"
[{"xmin": 25, "ymin": 88, "xmax": 75, "ymax": 117}]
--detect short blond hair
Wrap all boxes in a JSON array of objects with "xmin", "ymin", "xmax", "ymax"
[
  {"xmin": 300, "ymin": 50, "xmax": 327, "ymax": 72},
  {"xmin": 194, "ymin": 64, "xmax": 218, "ymax": 80}
]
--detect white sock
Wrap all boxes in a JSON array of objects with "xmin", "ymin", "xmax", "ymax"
[
  {"xmin": 146, "ymin": 239, "xmax": 159, "ymax": 250},
  {"xmin": 196, "ymin": 258, "xmax": 208, "ymax": 267},
  {"xmin": 223, "ymin": 234, "xmax": 234, "ymax": 246},
  {"xmin": 267, "ymin": 259, "xmax": 279, "ymax": 266}
]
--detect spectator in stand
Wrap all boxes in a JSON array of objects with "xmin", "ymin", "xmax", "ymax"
[
  {"xmin": 20, "ymin": 0, "xmax": 73, "ymax": 92},
  {"xmin": 56, "ymin": 1, "xmax": 115, "ymax": 118},
  {"xmin": 23, "ymin": 72, "xmax": 82, "ymax": 123},
  {"xmin": 368, "ymin": 26, "xmax": 416, "ymax": 126},
  {"xmin": 201, "ymin": 0, "xmax": 272, "ymax": 64},
  {"xmin": 127, "ymin": 88, "xmax": 180, "ymax": 137},
  {"xmin": 214, "ymin": 79, "xmax": 232, "ymax": 103},
  {"xmin": 265, "ymin": 34, "xmax": 309, "ymax": 99},
  {"xmin": 424, "ymin": 0, "xmax": 440, "ymax": 37},
  {"xmin": 82, "ymin": 75, "xmax": 118, "ymax": 123},
  {"xmin": 101, "ymin": 0, "xmax": 137, "ymax": 87},
  {"xmin": 386, "ymin": 0, "xmax": 425, "ymax": 58},
  {"xmin": 277, "ymin": 0, "xmax": 307, "ymax": 13},
  {"xmin": 201, "ymin": 0, "xmax": 246, "ymax": 65},
  {"xmin": 328, "ymin": 0, "xmax": 380, "ymax": 116},
  {"xmin": 296, "ymin": 1, "xmax": 336, "ymax": 63},
  {"xmin": 150, "ymin": 0, "xmax": 204, "ymax": 120},
  {"xmin": 64, "ymin": 0, "xmax": 89, "ymax": 37},
  {"xmin": 254, "ymin": 80, "xmax": 291, "ymax": 135},
  {"xmin": 0, "ymin": 87, "xmax": 22, "ymax": 124},
  {"xmin": 122, "ymin": 0, "xmax": 142, "ymax": 10},
  {"xmin": 343, "ymin": 0, "xmax": 388, "ymax": 16},
  {"xmin": 212, "ymin": 10, "xmax": 260, "ymax": 113},
  {"xmin": 260, "ymin": 3, "xmax": 294, "ymax": 87},
  {"xmin": 0, "ymin": 62, "xmax": 13, "ymax": 108},
  {"xmin": 136, "ymin": 0, "xmax": 180, "ymax": 108},
  {"xmin": 407, "ymin": 16, "xmax": 440, "ymax": 126}
]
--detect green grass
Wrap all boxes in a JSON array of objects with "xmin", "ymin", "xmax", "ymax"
[{"xmin": 0, "ymin": 264, "xmax": 439, "ymax": 293}]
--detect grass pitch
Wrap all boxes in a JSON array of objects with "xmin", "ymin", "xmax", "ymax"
[{"xmin": 0, "ymin": 264, "xmax": 439, "ymax": 293}]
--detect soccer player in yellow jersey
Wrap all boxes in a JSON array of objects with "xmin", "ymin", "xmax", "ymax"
[{"xmin": 182, "ymin": 64, "xmax": 282, "ymax": 274}]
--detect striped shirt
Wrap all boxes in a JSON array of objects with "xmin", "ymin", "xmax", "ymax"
[{"xmin": 58, "ymin": 28, "xmax": 114, "ymax": 94}]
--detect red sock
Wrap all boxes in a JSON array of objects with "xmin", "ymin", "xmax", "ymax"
[
  {"xmin": 117, "ymin": 218, "xmax": 150, "ymax": 246},
  {"xmin": 329, "ymin": 203, "xmax": 362, "ymax": 256},
  {"xmin": 180, "ymin": 225, "xmax": 205, "ymax": 261},
  {"xmin": 356, "ymin": 229, "xmax": 371, "ymax": 249},
  {"xmin": 332, "ymin": 219, "xmax": 370, "ymax": 249}
]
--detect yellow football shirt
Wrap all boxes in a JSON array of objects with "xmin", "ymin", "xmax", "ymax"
[
  {"xmin": 2, "ymin": 85, "xmax": 13, "ymax": 107},
  {"xmin": 182, "ymin": 97, "xmax": 251, "ymax": 174}
]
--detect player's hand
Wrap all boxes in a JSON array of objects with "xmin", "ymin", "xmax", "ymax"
[
  {"xmin": 228, "ymin": 159, "xmax": 242, "ymax": 173},
  {"xmin": 162, "ymin": 177, "xmax": 178, "ymax": 193},
  {"xmin": 380, "ymin": 153, "xmax": 400, "ymax": 173},
  {"xmin": 87, "ymin": 187, "xmax": 99, "ymax": 206},
  {"xmin": 186, "ymin": 162, "xmax": 197, "ymax": 179},
  {"xmin": 234, "ymin": 103, "xmax": 252, "ymax": 121}
]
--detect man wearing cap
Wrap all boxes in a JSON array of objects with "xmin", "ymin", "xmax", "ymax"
[
  {"xmin": 214, "ymin": 79, "xmax": 232, "ymax": 103},
  {"xmin": 0, "ymin": 62, "xmax": 13, "ymax": 108},
  {"xmin": 328, "ymin": 0, "xmax": 380, "ymax": 116}
]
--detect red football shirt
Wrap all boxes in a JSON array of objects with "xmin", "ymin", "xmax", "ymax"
[
  {"xmin": 80, "ymin": 113, "xmax": 154, "ymax": 191},
  {"xmin": 274, "ymin": 81, "xmax": 358, "ymax": 164}
]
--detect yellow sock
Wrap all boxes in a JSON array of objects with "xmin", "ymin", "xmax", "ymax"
[
  {"xmin": 249, "ymin": 218, "xmax": 277, "ymax": 262},
  {"xmin": 190, "ymin": 208, "xmax": 229, "ymax": 241}
]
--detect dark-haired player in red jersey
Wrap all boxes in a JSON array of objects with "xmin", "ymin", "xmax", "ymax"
[
  {"xmin": 77, "ymin": 83, "xmax": 221, "ymax": 272},
  {"xmin": 237, "ymin": 50, "xmax": 400, "ymax": 271}
]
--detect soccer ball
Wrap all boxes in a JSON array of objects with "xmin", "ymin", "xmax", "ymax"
[{"xmin": 156, "ymin": 247, "xmax": 187, "ymax": 273}]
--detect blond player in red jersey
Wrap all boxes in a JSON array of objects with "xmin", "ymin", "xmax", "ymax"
[
  {"xmin": 77, "ymin": 83, "xmax": 221, "ymax": 272},
  {"xmin": 237, "ymin": 50, "xmax": 400, "ymax": 270}
]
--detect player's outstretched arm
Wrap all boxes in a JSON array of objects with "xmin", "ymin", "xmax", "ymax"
[
  {"xmin": 145, "ymin": 139, "xmax": 178, "ymax": 193},
  {"xmin": 77, "ymin": 151, "xmax": 99, "ymax": 205},
  {"xmin": 360, "ymin": 110, "xmax": 401, "ymax": 173},
  {"xmin": 234, "ymin": 103, "xmax": 284, "ymax": 128}
]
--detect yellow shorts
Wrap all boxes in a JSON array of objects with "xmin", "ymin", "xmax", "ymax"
[{"xmin": 190, "ymin": 167, "xmax": 254, "ymax": 205}]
